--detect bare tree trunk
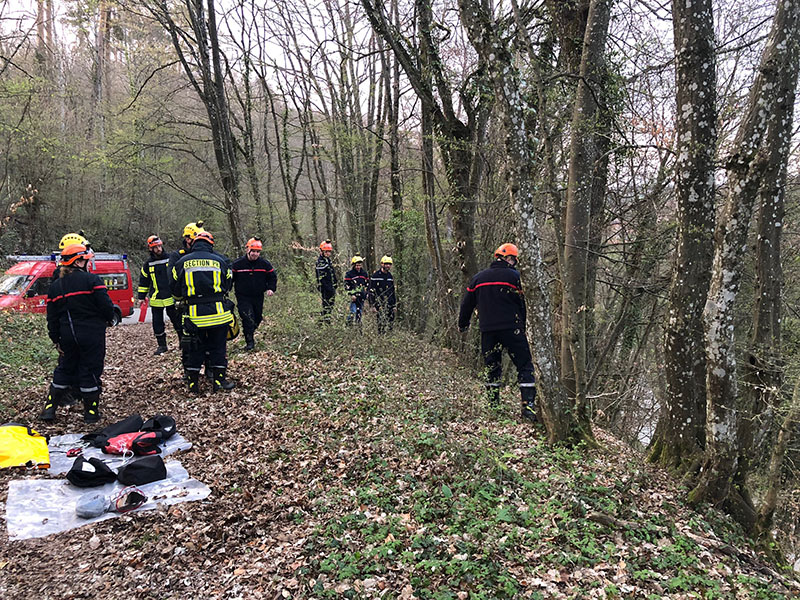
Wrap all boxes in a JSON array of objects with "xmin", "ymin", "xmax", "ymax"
[
  {"xmin": 755, "ymin": 378, "xmax": 800, "ymax": 543},
  {"xmin": 361, "ymin": 0, "xmax": 487, "ymax": 284},
  {"xmin": 148, "ymin": 0, "xmax": 244, "ymax": 247},
  {"xmin": 692, "ymin": 0, "xmax": 800, "ymax": 510},
  {"xmin": 650, "ymin": 0, "xmax": 716, "ymax": 473},
  {"xmin": 560, "ymin": 0, "xmax": 611, "ymax": 425}
]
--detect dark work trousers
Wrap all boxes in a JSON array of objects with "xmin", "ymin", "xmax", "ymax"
[
  {"xmin": 52, "ymin": 324, "xmax": 106, "ymax": 394},
  {"xmin": 480, "ymin": 328, "xmax": 535, "ymax": 387},
  {"xmin": 152, "ymin": 305, "xmax": 180, "ymax": 337},
  {"xmin": 321, "ymin": 289, "xmax": 335, "ymax": 321},
  {"xmin": 376, "ymin": 305, "xmax": 395, "ymax": 334},
  {"xmin": 185, "ymin": 325, "xmax": 228, "ymax": 372},
  {"xmin": 237, "ymin": 294, "xmax": 264, "ymax": 339}
]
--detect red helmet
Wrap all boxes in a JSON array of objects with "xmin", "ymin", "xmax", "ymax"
[
  {"xmin": 147, "ymin": 235, "xmax": 163, "ymax": 249},
  {"xmin": 319, "ymin": 240, "xmax": 333, "ymax": 252},
  {"xmin": 194, "ymin": 231, "xmax": 214, "ymax": 245},
  {"xmin": 61, "ymin": 243, "xmax": 94, "ymax": 266},
  {"xmin": 494, "ymin": 243, "xmax": 519, "ymax": 258},
  {"xmin": 245, "ymin": 238, "xmax": 263, "ymax": 251}
]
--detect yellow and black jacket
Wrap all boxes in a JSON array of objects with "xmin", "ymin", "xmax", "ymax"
[
  {"xmin": 137, "ymin": 250, "xmax": 175, "ymax": 307},
  {"xmin": 170, "ymin": 239, "xmax": 234, "ymax": 328}
]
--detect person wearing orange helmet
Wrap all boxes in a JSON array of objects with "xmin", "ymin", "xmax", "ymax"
[
  {"xmin": 171, "ymin": 229, "xmax": 236, "ymax": 392},
  {"xmin": 315, "ymin": 240, "xmax": 338, "ymax": 322},
  {"xmin": 40, "ymin": 244, "xmax": 115, "ymax": 423},
  {"xmin": 231, "ymin": 237, "xmax": 277, "ymax": 350},
  {"xmin": 458, "ymin": 243, "xmax": 537, "ymax": 422},
  {"xmin": 136, "ymin": 235, "xmax": 181, "ymax": 355}
]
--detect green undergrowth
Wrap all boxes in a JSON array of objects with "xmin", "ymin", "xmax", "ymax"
[
  {"xmin": 0, "ymin": 311, "xmax": 54, "ymax": 416},
  {"xmin": 256, "ymin": 288, "xmax": 793, "ymax": 598}
]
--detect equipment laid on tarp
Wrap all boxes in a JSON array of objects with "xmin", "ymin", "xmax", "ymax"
[
  {"xmin": 66, "ymin": 456, "xmax": 118, "ymax": 488},
  {"xmin": 0, "ymin": 423, "xmax": 50, "ymax": 469},
  {"xmin": 48, "ymin": 431, "xmax": 191, "ymax": 475},
  {"xmin": 6, "ymin": 460, "xmax": 210, "ymax": 540}
]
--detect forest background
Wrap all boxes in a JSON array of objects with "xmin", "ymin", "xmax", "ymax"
[{"xmin": 2, "ymin": 0, "xmax": 800, "ymax": 569}]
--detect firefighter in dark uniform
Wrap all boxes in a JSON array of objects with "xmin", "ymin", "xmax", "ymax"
[
  {"xmin": 171, "ymin": 230, "xmax": 235, "ymax": 392},
  {"xmin": 315, "ymin": 240, "xmax": 337, "ymax": 322},
  {"xmin": 344, "ymin": 255, "xmax": 369, "ymax": 325},
  {"xmin": 137, "ymin": 235, "xmax": 181, "ymax": 355},
  {"xmin": 368, "ymin": 256, "xmax": 397, "ymax": 334},
  {"xmin": 458, "ymin": 243, "xmax": 536, "ymax": 421},
  {"xmin": 169, "ymin": 221, "xmax": 205, "ymax": 370},
  {"xmin": 40, "ymin": 244, "xmax": 115, "ymax": 423},
  {"xmin": 231, "ymin": 237, "xmax": 277, "ymax": 351}
]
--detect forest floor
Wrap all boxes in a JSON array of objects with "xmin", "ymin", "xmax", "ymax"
[{"xmin": 0, "ymin": 292, "xmax": 798, "ymax": 600}]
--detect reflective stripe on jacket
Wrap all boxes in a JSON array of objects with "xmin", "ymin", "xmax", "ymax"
[
  {"xmin": 458, "ymin": 259, "xmax": 526, "ymax": 332},
  {"xmin": 137, "ymin": 254, "xmax": 175, "ymax": 307},
  {"xmin": 171, "ymin": 240, "xmax": 233, "ymax": 329}
]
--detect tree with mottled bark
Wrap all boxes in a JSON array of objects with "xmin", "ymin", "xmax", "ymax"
[
  {"xmin": 692, "ymin": 0, "xmax": 800, "ymax": 515},
  {"xmin": 650, "ymin": 0, "xmax": 717, "ymax": 474}
]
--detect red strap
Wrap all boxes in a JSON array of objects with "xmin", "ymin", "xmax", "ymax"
[{"xmin": 466, "ymin": 281, "xmax": 520, "ymax": 293}]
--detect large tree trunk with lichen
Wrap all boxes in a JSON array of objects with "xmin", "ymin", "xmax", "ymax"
[
  {"xmin": 649, "ymin": 0, "xmax": 716, "ymax": 474},
  {"xmin": 691, "ymin": 0, "xmax": 800, "ymax": 512}
]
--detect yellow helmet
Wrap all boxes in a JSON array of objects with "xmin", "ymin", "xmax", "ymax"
[
  {"xmin": 380, "ymin": 255, "xmax": 393, "ymax": 265},
  {"xmin": 351, "ymin": 255, "xmax": 364, "ymax": 264},
  {"xmin": 59, "ymin": 232, "xmax": 88, "ymax": 250},
  {"xmin": 182, "ymin": 220, "xmax": 205, "ymax": 239}
]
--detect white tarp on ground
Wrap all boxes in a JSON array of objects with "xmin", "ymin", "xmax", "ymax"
[
  {"xmin": 48, "ymin": 433, "xmax": 192, "ymax": 475},
  {"xmin": 6, "ymin": 460, "xmax": 211, "ymax": 540}
]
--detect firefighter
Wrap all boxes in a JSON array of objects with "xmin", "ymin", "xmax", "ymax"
[
  {"xmin": 368, "ymin": 256, "xmax": 397, "ymax": 334},
  {"xmin": 344, "ymin": 255, "xmax": 369, "ymax": 325},
  {"xmin": 458, "ymin": 243, "xmax": 536, "ymax": 422},
  {"xmin": 315, "ymin": 240, "xmax": 337, "ymax": 322},
  {"xmin": 40, "ymin": 244, "xmax": 115, "ymax": 423},
  {"xmin": 231, "ymin": 237, "xmax": 277, "ymax": 351},
  {"xmin": 169, "ymin": 221, "xmax": 205, "ymax": 371},
  {"xmin": 171, "ymin": 230, "xmax": 236, "ymax": 392},
  {"xmin": 136, "ymin": 235, "xmax": 180, "ymax": 355}
]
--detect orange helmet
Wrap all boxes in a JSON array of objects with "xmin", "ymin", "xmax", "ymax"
[
  {"xmin": 61, "ymin": 243, "xmax": 94, "ymax": 266},
  {"xmin": 147, "ymin": 235, "xmax": 163, "ymax": 249},
  {"xmin": 194, "ymin": 231, "xmax": 214, "ymax": 245},
  {"xmin": 494, "ymin": 243, "xmax": 518, "ymax": 259},
  {"xmin": 319, "ymin": 240, "xmax": 333, "ymax": 252},
  {"xmin": 246, "ymin": 238, "xmax": 263, "ymax": 251}
]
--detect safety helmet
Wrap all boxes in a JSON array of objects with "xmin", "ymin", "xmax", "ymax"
[
  {"xmin": 351, "ymin": 255, "xmax": 364, "ymax": 264},
  {"xmin": 60, "ymin": 243, "xmax": 94, "ymax": 266},
  {"xmin": 245, "ymin": 238, "xmax": 263, "ymax": 251},
  {"xmin": 182, "ymin": 221, "xmax": 205, "ymax": 239},
  {"xmin": 380, "ymin": 255, "xmax": 393, "ymax": 265},
  {"xmin": 319, "ymin": 240, "xmax": 333, "ymax": 252},
  {"xmin": 147, "ymin": 235, "xmax": 163, "ymax": 249},
  {"xmin": 494, "ymin": 243, "xmax": 519, "ymax": 259},
  {"xmin": 59, "ymin": 232, "xmax": 88, "ymax": 250},
  {"xmin": 194, "ymin": 231, "xmax": 214, "ymax": 245}
]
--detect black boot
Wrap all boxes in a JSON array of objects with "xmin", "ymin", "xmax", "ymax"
[
  {"xmin": 244, "ymin": 334, "xmax": 255, "ymax": 351},
  {"xmin": 213, "ymin": 368, "xmax": 235, "ymax": 392},
  {"xmin": 486, "ymin": 383, "xmax": 501, "ymax": 411},
  {"xmin": 520, "ymin": 384, "xmax": 537, "ymax": 423},
  {"xmin": 39, "ymin": 384, "xmax": 68, "ymax": 422},
  {"xmin": 186, "ymin": 370, "xmax": 200, "ymax": 394},
  {"xmin": 154, "ymin": 333, "xmax": 168, "ymax": 355},
  {"xmin": 82, "ymin": 391, "xmax": 101, "ymax": 424}
]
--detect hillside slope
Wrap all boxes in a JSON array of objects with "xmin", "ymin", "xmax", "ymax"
[{"xmin": 0, "ymin": 299, "xmax": 797, "ymax": 599}]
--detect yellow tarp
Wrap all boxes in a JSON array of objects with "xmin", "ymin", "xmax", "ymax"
[{"xmin": 0, "ymin": 423, "xmax": 50, "ymax": 469}]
